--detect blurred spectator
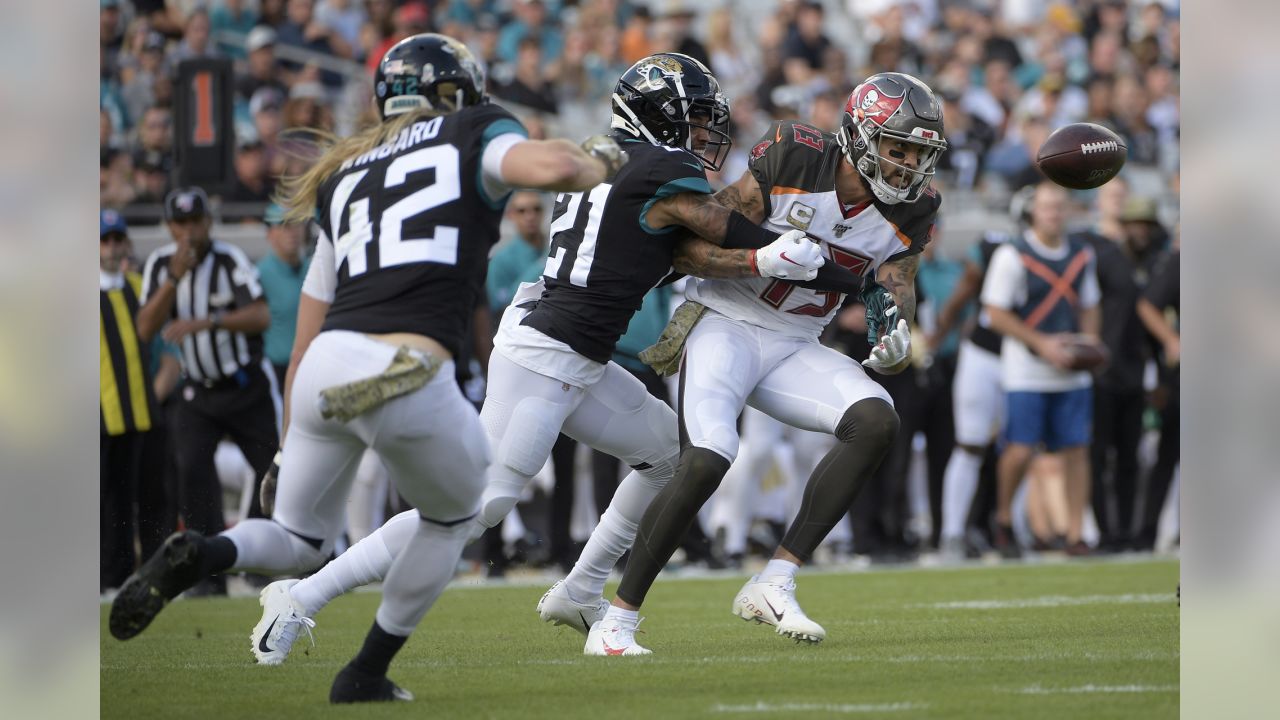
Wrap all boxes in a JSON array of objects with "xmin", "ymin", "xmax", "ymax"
[
  {"xmin": 132, "ymin": 105, "xmax": 174, "ymax": 173},
  {"xmin": 1110, "ymin": 72, "xmax": 1158, "ymax": 165},
  {"xmin": 102, "ymin": 148, "xmax": 138, "ymax": 209},
  {"xmin": 120, "ymin": 31, "xmax": 170, "ymax": 126},
  {"xmin": 704, "ymin": 6, "xmax": 757, "ymax": 101},
  {"xmin": 486, "ymin": 191, "xmax": 547, "ymax": 313},
  {"xmin": 283, "ymin": 81, "xmax": 334, "ymax": 131},
  {"xmin": 236, "ymin": 26, "xmax": 288, "ymax": 103},
  {"xmin": 315, "ymin": 0, "xmax": 367, "ymax": 53},
  {"xmin": 654, "ymin": 3, "xmax": 708, "ymax": 66},
  {"xmin": 441, "ymin": 0, "xmax": 501, "ymax": 27},
  {"xmin": 498, "ymin": 0, "xmax": 564, "ymax": 65},
  {"xmin": 618, "ymin": 5, "xmax": 653, "ymax": 64},
  {"xmin": 132, "ymin": 152, "xmax": 173, "ymax": 208},
  {"xmin": 781, "ymin": 1, "xmax": 830, "ymax": 87},
  {"xmin": 1077, "ymin": 186, "xmax": 1168, "ymax": 552},
  {"xmin": 867, "ymin": 3, "xmax": 924, "ymax": 77},
  {"xmin": 101, "ymin": 0, "xmax": 126, "ymax": 78},
  {"xmin": 249, "ymin": 86, "xmax": 287, "ymax": 175},
  {"xmin": 256, "ymin": 203, "xmax": 311, "ymax": 386},
  {"xmin": 135, "ymin": 188, "xmax": 278, "ymax": 595},
  {"xmin": 131, "ymin": 0, "xmax": 185, "ymax": 36},
  {"xmin": 260, "ymin": 0, "xmax": 289, "ymax": 27},
  {"xmin": 171, "ymin": 8, "xmax": 219, "ymax": 68},
  {"xmin": 367, "ymin": 1, "xmax": 430, "ymax": 74},
  {"xmin": 277, "ymin": 0, "xmax": 353, "ymax": 88},
  {"xmin": 1133, "ymin": 243, "xmax": 1178, "ymax": 551},
  {"xmin": 211, "ymin": 0, "xmax": 261, "ymax": 59},
  {"xmin": 982, "ymin": 182, "xmax": 1100, "ymax": 557},
  {"xmin": 100, "ymin": 208, "xmax": 160, "ymax": 591},
  {"xmin": 987, "ymin": 113, "xmax": 1051, "ymax": 192},
  {"xmin": 493, "ymin": 38, "xmax": 559, "ymax": 115},
  {"xmin": 224, "ymin": 136, "xmax": 276, "ymax": 215},
  {"xmin": 935, "ymin": 89, "xmax": 996, "ymax": 190},
  {"xmin": 972, "ymin": 4, "xmax": 1023, "ymax": 69}
]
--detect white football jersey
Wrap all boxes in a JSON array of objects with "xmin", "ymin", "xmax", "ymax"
[{"xmin": 688, "ymin": 120, "xmax": 941, "ymax": 341}]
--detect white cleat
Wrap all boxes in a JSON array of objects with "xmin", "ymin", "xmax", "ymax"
[
  {"xmin": 731, "ymin": 575, "xmax": 827, "ymax": 644},
  {"xmin": 251, "ymin": 579, "xmax": 316, "ymax": 665},
  {"xmin": 537, "ymin": 580, "xmax": 609, "ymax": 637},
  {"xmin": 584, "ymin": 617, "xmax": 652, "ymax": 656}
]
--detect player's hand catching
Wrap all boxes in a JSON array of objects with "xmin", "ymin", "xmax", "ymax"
[
  {"xmin": 260, "ymin": 449, "xmax": 282, "ymax": 516},
  {"xmin": 862, "ymin": 319, "xmax": 912, "ymax": 374},
  {"xmin": 581, "ymin": 134, "xmax": 629, "ymax": 180},
  {"xmin": 754, "ymin": 229, "xmax": 825, "ymax": 281}
]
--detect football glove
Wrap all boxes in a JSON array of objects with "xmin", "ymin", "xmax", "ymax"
[
  {"xmin": 863, "ymin": 319, "xmax": 912, "ymax": 373},
  {"xmin": 581, "ymin": 134, "xmax": 629, "ymax": 180},
  {"xmin": 754, "ymin": 229, "xmax": 825, "ymax": 281},
  {"xmin": 260, "ymin": 449, "xmax": 282, "ymax": 517},
  {"xmin": 860, "ymin": 281, "xmax": 898, "ymax": 346}
]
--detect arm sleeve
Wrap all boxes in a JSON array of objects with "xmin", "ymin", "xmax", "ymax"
[
  {"xmin": 302, "ymin": 228, "xmax": 337, "ymax": 303},
  {"xmin": 980, "ymin": 244, "xmax": 1023, "ymax": 310},
  {"xmin": 639, "ymin": 149, "xmax": 714, "ymax": 235},
  {"xmin": 476, "ymin": 109, "xmax": 530, "ymax": 207}
]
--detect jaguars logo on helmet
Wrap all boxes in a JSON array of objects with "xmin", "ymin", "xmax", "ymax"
[
  {"xmin": 375, "ymin": 33, "xmax": 486, "ymax": 121},
  {"xmin": 610, "ymin": 53, "xmax": 732, "ymax": 171}
]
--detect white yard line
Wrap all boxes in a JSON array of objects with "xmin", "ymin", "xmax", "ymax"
[
  {"xmin": 915, "ymin": 593, "xmax": 1175, "ymax": 610},
  {"xmin": 710, "ymin": 701, "xmax": 927, "ymax": 713},
  {"xmin": 1008, "ymin": 684, "xmax": 1179, "ymax": 695}
]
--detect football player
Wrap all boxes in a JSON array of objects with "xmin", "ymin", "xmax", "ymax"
[
  {"xmin": 110, "ymin": 33, "xmax": 625, "ymax": 702},
  {"xmin": 244, "ymin": 53, "xmax": 865, "ymax": 664},
  {"xmin": 589, "ymin": 72, "xmax": 948, "ymax": 655}
]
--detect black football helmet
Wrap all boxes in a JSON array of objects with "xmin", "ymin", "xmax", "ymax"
[
  {"xmin": 611, "ymin": 53, "xmax": 731, "ymax": 171},
  {"xmin": 836, "ymin": 72, "xmax": 947, "ymax": 204},
  {"xmin": 374, "ymin": 33, "xmax": 486, "ymax": 120}
]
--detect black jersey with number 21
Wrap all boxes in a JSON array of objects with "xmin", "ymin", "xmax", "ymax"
[
  {"xmin": 318, "ymin": 103, "xmax": 525, "ymax": 357},
  {"xmin": 521, "ymin": 139, "xmax": 713, "ymax": 363}
]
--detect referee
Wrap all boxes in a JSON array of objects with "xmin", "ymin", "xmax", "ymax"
[{"xmin": 137, "ymin": 188, "xmax": 280, "ymax": 588}]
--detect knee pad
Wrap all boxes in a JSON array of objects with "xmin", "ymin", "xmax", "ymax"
[
  {"xmin": 634, "ymin": 446, "xmax": 680, "ymax": 487},
  {"xmin": 492, "ymin": 396, "xmax": 563, "ymax": 478},
  {"xmin": 835, "ymin": 398, "xmax": 899, "ymax": 450}
]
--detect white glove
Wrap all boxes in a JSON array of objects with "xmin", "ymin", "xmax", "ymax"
[
  {"xmin": 754, "ymin": 229, "xmax": 825, "ymax": 281},
  {"xmin": 862, "ymin": 319, "xmax": 912, "ymax": 373}
]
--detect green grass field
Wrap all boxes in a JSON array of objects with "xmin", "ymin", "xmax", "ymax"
[{"xmin": 101, "ymin": 558, "xmax": 1178, "ymax": 719}]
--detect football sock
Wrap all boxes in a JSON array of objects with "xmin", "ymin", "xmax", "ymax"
[
  {"xmin": 762, "ymin": 558, "xmax": 800, "ymax": 581},
  {"xmin": 198, "ymin": 535, "xmax": 237, "ymax": 576},
  {"xmin": 350, "ymin": 620, "xmax": 408, "ymax": 678},
  {"xmin": 616, "ymin": 447, "xmax": 730, "ymax": 607},
  {"xmin": 941, "ymin": 448, "xmax": 983, "ymax": 541},
  {"xmin": 374, "ymin": 516, "xmax": 470, "ymax": 636},
  {"xmin": 603, "ymin": 605, "xmax": 639, "ymax": 626},
  {"xmin": 290, "ymin": 510, "xmax": 417, "ymax": 617},
  {"xmin": 221, "ymin": 519, "xmax": 326, "ymax": 574},
  {"xmin": 563, "ymin": 462, "xmax": 673, "ymax": 604},
  {"xmin": 780, "ymin": 399, "xmax": 898, "ymax": 561}
]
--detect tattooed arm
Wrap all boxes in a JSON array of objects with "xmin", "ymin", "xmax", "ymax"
[
  {"xmin": 713, "ymin": 171, "xmax": 767, "ymax": 225},
  {"xmin": 647, "ymin": 190, "xmax": 762, "ymax": 278},
  {"xmin": 672, "ymin": 238, "xmax": 757, "ymax": 278},
  {"xmin": 872, "ymin": 253, "xmax": 920, "ymax": 374}
]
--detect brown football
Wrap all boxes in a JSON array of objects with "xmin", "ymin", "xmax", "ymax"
[
  {"xmin": 1064, "ymin": 334, "xmax": 1109, "ymax": 371},
  {"xmin": 1036, "ymin": 123, "xmax": 1128, "ymax": 190}
]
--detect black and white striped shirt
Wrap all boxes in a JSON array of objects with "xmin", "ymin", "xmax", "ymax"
[{"xmin": 141, "ymin": 240, "xmax": 266, "ymax": 383}]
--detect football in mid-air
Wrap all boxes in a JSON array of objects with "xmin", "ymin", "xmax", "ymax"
[
  {"xmin": 1036, "ymin": 123, "xmax": 1127, "ymax": 190},
  {"xmin": 1063, "ymin": 334, "xmax": 1110, "ymax": 371}
]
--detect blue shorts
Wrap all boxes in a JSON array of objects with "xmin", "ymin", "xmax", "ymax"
[{"xmin": 1003, "ymin": 388, "xmax": 1092, "ymax": 451}]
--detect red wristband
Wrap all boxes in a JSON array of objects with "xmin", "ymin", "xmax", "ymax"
[{"xmin": 748, "ymin": 249, "xmax": 760, "ymax": 276}]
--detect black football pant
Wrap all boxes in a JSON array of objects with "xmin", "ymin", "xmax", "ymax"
[
  {"xmin": 1135, "ymin": 388, "xmax": 1179, "ymax": 547},
  {"xmin": 171, "ymin": 365, "xmax": 279, "ymax": 540},
  {"xmin": 911, "ymin": 355, "xmax": 956, "ymax": 549},
  {"xmin": 101, "ymin": 431, "xmax": 145, "ymax": 590}
]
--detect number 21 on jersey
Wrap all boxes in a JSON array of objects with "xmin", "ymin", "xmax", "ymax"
[{"xmin": 544, "ymin": 183, "xmax": 611, "ymax": 286}]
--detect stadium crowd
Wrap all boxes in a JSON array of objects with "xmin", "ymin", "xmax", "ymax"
[{"xmin": 100, "ymin": 0, "xmax": 1179, "ymax": 591}]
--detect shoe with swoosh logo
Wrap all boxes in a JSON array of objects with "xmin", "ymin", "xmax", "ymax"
[
  {"xmin": 731, "ymin": 575, "xmax": 826, "ymax": 643},
  {"xmin": 537, "ymin": 580, "xmax": 609, "ymax": 636},
  {"xmin": 251, "ymin": 579, "xmax": 316, "ymax": 665},
  {"xmin": 584, "ymin": 617, "xmax": 652, "ymax": 656}
]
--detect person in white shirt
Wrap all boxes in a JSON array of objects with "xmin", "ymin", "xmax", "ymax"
[{"xmin": 981, "ymin": 181, "xmax": 1101, "ymax": 558}]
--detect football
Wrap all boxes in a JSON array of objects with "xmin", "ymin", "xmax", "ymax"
[
  {"xmin": 1064, "ymin": 334, "xmax": 1109, "ymax": 371},
  {"xmin": 1036, "ymin": 123, "xmax": 1128, "ymax": 190}
]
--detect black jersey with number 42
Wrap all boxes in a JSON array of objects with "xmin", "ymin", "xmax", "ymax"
[
  {"xmin": 318, "ymin": 103, "xmax": 526, "ymax": 357},
  {"xmin": 520, "ymin": 139, "xmax": 713, "ymax": 363}
]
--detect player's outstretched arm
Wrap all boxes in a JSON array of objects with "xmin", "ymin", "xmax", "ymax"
[{"xmin": 498, "ymin": 138, "xmax": 612, "ymax": 193}]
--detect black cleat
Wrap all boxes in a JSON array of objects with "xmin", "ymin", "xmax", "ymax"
[
  {"xmin": 329, "ymin": 665, "xmax": 414, "ymax": 704},
  {"xmin": 993, "ymin": 524, "xmax": 1022, "ymax": 560},
  {"xmin": 108, "ymin": 531, "xmax": 206, "ymax": 640}
]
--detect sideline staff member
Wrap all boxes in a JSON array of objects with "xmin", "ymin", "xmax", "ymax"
[{"xmin": 137, "ymin": 188, "xmax": 280, "ymax": 584}]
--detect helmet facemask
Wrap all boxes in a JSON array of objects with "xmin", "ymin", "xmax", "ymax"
[{"xmin": 838, "ymin": 118, "xmax": 946, "ymax": 204}]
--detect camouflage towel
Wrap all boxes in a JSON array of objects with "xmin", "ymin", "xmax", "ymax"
[
  {"xmin": 319, "ymin": 346, "xmax": 442, "ymax": 422},
  {"xmin": 638, "ymin": 300, "xmax": 708, "ymax": 377},
  {"xmin": 861, "ymin": 281, "xmax": 899, "ymax": 346}
]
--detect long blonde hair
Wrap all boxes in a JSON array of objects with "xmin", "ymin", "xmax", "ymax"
[{"xmin": 277, "ymin": 108, "xmax": 442, "ymax": 224}]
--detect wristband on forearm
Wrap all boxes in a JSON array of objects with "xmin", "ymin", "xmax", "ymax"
[{"xmin": 721, "ymin": 211, "xmax": 782, "ymax": 250}]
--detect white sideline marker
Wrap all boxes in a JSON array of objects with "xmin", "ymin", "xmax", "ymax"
[{"xmin": 711, "ymin": 701, "xmax": 926, "ymax": 714}]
